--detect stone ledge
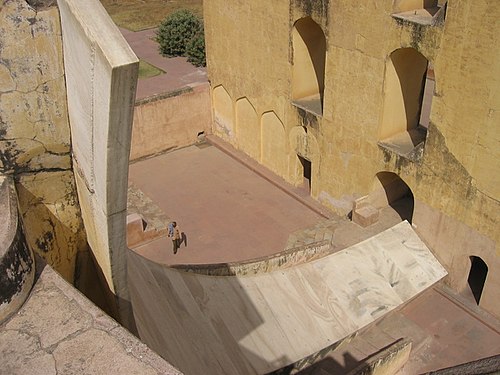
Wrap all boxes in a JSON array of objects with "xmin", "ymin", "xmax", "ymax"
[{"xmin": 0, "ymin": 259, "xmax": 182, "ymax": 375}]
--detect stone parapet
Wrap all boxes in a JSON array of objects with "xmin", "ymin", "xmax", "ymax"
[
  {"xmin": 171, "ymin": 239, "xmax": 332, "ymax": 276},
  {"xmin": 346, "ymin": 338, "xmax": 412, "ymax": 375},
  {"xmin": 0, "ymin": 176, "xmax": 34, "ymax": 324}
]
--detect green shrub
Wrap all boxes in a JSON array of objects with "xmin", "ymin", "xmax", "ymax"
[
  {"xmin": 156, "ymin": 9, "xmax": 203, "ymax": 58},
  {"xmin": 186, "ymin": 30, "xmax": 206, "ymax": 67}
]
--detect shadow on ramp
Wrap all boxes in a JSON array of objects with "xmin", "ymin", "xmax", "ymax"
[{"xmin": 127, "ymin": 221, "xmax": 447, "ymax": 374}]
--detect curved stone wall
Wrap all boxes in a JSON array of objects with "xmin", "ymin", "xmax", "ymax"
[
  {"xmin": 172, "ymin": 239, "xmax": 331, "ymax": 276},
  {"xmin": 0, "ymin": 176, "xmax": 34, "ymax": 324},
  {"xmin": 128, "ymin": 222, "xmax": 446, "ymax": 375}
]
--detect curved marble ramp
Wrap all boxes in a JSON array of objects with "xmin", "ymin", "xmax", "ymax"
[{"xmin": 128, "ymin": 221, "xmax": 447, "ymax": 375}]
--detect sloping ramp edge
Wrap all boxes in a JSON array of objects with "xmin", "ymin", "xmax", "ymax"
[{"xmin": 128, "ymin": 221, "xmax": 447, "ymax": 375}]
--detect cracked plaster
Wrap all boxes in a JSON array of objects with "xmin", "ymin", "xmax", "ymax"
[{"xmin": 0, "ymin": 0, "xmax": 70, "ymax": 174}]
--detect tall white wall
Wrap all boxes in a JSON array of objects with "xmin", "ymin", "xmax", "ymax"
[{"xmin": 57, "ymin": 0, "xmax": 138, "ymax": 320}]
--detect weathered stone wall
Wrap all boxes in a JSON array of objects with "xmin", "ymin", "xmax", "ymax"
[
  {"xmin": 0, "ymin": 176, "xmax": 34, "ymax": 324},
  {"xmin": 131, "ymin": 84, "xmax": 211, "ymax": 161},
  {"xmin": 0, "ymin": 0, "xmax": 88, "ymax": 283},
  {"xmin": 204, "ymin": 0, "xmax": 500, "ymax": 317}
]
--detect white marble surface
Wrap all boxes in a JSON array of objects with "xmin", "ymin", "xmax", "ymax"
[
  {"xmin": 58, "ymin": 0, "xmax": 138, "ymax": 300},
  {"xmin": 129, "ymin": 221, "xmax": 448, "ymax": 375}
]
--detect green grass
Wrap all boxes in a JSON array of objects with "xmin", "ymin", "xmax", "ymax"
[
  {"xmin": 100, "ymin": 0, "xmax": 203, "ymax": 31},
  {"xmin": 138, "ymin": 60, "xmax": 165, "ymax": 79}
]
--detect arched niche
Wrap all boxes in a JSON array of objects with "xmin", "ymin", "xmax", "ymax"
[
  {"xmin": 370, "ymin": 172, "xmax": 414, "ymax": 223},
  {"xmin": 379, "ymin": 48, "xmax": 429, "ymax": 146},
  {"xmin": 235, "ymin": 97, "xmax": 260, "ymax": 161},
  {"xmin": 291, "ymin": 17, "xmax": 326, "ymax": 116},
  {"xmin": 381, "ymin": 48, "xmax": 428, "ymax": 137},
  {"xmin": 212, "ymin": 85, "xmax": 235, "ymax": 143},
  {"xmin": 261, "ymin": 111, "xmax": 287, "ymax": 178},
  {"xmin": 289, "ymin": 126, "xmax": 320, "ymax": 196}
]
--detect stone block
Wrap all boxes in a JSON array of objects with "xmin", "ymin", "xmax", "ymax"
[
  {"xmin": 353, "ymin": 205, "xmax": 380, "ymax": 227},
  {"xmin": 126, "ymin": 213, "xmax": 146, "ymax": 248}
]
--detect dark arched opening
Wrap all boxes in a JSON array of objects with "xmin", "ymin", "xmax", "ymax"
[
  {"xmin": 376, "ymin": 172, "xmax": 414, "ymax": 223},
  {"xmin": 467, "ymin": 256, "xmax": 488, "ymax": 305}
]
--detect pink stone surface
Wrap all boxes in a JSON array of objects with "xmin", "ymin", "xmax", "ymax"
[{"xmin": 128, "ymin": 145, "xmax": 324, "ymax": 265}]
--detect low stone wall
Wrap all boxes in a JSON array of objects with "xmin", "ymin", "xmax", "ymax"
[
  {"xmin": 0, "ymin": 176, "xmax": 34, "ymax": 324},
  {"xmin": 347, "ymin": 338, "xmax": 412, "ymax": 375},
  {"xmin": 172, "ymin": 239, "xmax": 332, "ymax": 276},
  {"xmin": 424, "ymin": 354, "xmax": 500, "ymax": 375},
  {"xmin": 130, "ymin": 83, "xmax": 212, "ymax": 161}
]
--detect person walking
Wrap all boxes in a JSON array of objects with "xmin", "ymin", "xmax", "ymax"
[{"xmin": 169, "ymin": 221, "xmax": 181, "ymax": 254}]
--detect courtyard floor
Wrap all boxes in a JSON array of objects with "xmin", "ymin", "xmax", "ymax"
[{"xmin": 127, "ymin": 137, "xmax": 500, "ymax": 374}]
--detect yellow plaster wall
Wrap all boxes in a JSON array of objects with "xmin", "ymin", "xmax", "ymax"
[
  {"xmin": 0, "ymin": 1, "xmax": 88, "ymax": 283},
  {"xmin": 261, "ymin": 112, "xmax": 288, "ymax": 179},
  {"xmin": 0, "ymin": 3, "xmax": 71, "ymax": 173},
  {"xmin": 432, "ymin": 1, "xmax": 500, "ymax": 201},
  {"xmin": 204, "ymin": 0, "xmax": 500, "ymax": 317},
  {"xmin": 393, "ymin": 0, "xmax": 438, "ymax": 13},
  {"xmin": 212, "ymin": 85, "xmax": 235, "ymax": 143},
  {"xmin": 130, "ymin": 84, "xmax": 211, "ymax": 161},
  {"xmin": 235, "ymin": 98, "xmax": 260, "ymax": 161}
]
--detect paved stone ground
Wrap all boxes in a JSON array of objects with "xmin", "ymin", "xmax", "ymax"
[
  {"xmin": 299, "ymin": 285, "xmax": 500, "ymax": 374},
  {"xmin": 0, "ymin": 261, "xmax": 181, "ymax": 375},
  {"xmin": 128, "ymin": 143, "xmax": 325, "ymax": 265},
  {"xmin": 119, "ymin": 27, "xmax": 207, "ymax": 100}
]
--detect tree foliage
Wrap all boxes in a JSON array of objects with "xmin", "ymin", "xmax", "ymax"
[
  {"xmin": 155, "ymin": 9, "xmax": 206, "ymax": 66},
  {"xmin": 186, "ymin": 30, "xmax": 206, "ymax": 67}
]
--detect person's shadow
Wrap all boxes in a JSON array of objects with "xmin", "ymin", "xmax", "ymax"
[{"xmin": 181, "ymin": 232, "xmax": 188, "ymax": 248}]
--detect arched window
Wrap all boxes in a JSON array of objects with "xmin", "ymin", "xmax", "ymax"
[{"xmin": 291, "ymin": 17, "xmax": 326, "ymax": 116}]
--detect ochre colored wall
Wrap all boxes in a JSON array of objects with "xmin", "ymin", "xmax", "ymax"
[
  {"xmin": 393, "ymin": 0, "xmax": 438, "ymax": 13},
  {"xmin": 204, "ymin": 0, "xmax": 500, "ymax": 318},
  {"xmin": 236, "ymin": 98, "xmax": 260, "ymax": 161},
  {"xmin": 130, "ymin": 84, "xmax": 211, "ymax": 161},
  {"xmin": 0, "ymin": 1, "xmax": 88, "ymax": 283}
]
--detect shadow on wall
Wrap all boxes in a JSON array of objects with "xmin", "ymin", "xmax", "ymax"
[
  {"xmin": 13, "ymin": 175, "xmax": 138, "ymax": 333},
  {"xmin": 376, "ymin": 172, "xmax": 414, "ymax": 223},
  {"xmin": 127, "ymin": 249, "xmax": 294, "ymax": 375},
  {"xmin": 14, "ymin": 173, "xmax": 87, "ymax": 283}
]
